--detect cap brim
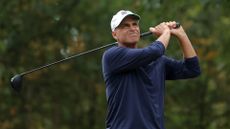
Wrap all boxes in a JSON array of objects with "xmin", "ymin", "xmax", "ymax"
[{"xmin": 126, "ymin": 14, "xmax": 140, "ymax": 20}]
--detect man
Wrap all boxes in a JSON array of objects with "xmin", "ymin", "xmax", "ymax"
[{"xmin": 102, "ymin": 10, "xmax": 201, "ymax": 129}]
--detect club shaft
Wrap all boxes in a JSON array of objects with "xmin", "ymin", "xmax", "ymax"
[
  {"xmin": 19, "ymin": 22, "xmax": 180, "ymax": 76},
  {"xmin": 20, "ymin": 42, "xmax": 118, "ymax": 76},
  {"xmin": 20, "ymin": 32, "xmax": 148, "ymax": 76}
]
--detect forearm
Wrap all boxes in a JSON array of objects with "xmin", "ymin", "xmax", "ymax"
[
  {"xmin": 149, "ymin": 22, "xmax": 171, "ymax": 49},
  {"xmin": 156, "ymin": 30, "xmax": 171, "ymax": 49},
  {"xmin": 177, "ymin": 33, "xmax": 197, "ymax": 58}
]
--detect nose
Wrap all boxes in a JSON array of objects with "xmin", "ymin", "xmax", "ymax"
[{"xmin": 130, "ymin": 25, "xmax": 138, "ymax": 31}]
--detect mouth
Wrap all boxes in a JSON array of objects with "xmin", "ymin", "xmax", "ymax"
[{"xmin": 129, "ymin": 33, "xmax": 139, "ymax": 37}]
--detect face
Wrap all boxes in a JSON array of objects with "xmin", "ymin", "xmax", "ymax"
[{"xmin": 112, "ymin": 16, "xmax": 140, "ymax": 48}]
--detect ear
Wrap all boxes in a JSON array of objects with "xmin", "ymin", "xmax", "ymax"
[{"xmin": 112, "ymin": 31, "xmax": 117, "ymax": 40}]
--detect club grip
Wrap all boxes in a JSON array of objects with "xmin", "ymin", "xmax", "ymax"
[{"xmin": 140, "ymin": 22, "xmax": 180, "ymax": 38}]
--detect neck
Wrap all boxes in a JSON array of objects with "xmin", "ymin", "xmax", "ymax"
[{"xmin": 118, "ymin": 42, "xmax": 137, "ymax": 48}]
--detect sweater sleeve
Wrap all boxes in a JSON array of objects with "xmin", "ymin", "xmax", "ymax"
[
  {"xmin": 164, "ymin": 56, "xmax": 201, "ymax": 80},
  {"xmin": 102, "ymin": 41, "xmax": 165, "ymax": 74}
]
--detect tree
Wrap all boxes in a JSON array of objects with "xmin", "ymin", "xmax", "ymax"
[{"xmin": 0, "ymin": 0, "xmax": 230, "ymax": 129}]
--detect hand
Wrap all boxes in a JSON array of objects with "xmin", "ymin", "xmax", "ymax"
[
  {"xmin": 166, "ymin": 21, "xmax": 186, "ymax": 38},
  {"xmin": 164, "ymin": 21, "xmax": 178, "ymax": 30},
  {"xmin": 149, "ymin": 22, "xmax": 171, "ymax": 37}
]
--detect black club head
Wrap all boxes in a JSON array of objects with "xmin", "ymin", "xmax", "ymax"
[{"xmin": 10, "ymin": 74, "xmax": 23, "ymax": 92}]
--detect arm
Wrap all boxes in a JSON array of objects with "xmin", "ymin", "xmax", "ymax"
[
  {"xmin": 164, "ymin": 21, "xmax": 201, "ymax": 79},
  {"xmin": 164, "ymin": 56, "xmax": 201, "ymax": 80},
  {"xmin": 102, "ymin": 41, "xmax": 165, "ymax": 74},
  {"xmin": 177, "ymin": 33, "xmax": 197, "ymax": 58},
  {"xmin": 169, "ymin": 22, "xmax": 197, "ymax": 58},
  {"xmin": 149, "ymin": 22, "xmax": 171, "ymax": 49},
  {"xmin": 103, "ymin": 23, "xmax": 172, "ymax": 74}
]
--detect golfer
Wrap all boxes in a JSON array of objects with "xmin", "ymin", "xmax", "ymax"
[{"xmin": 102, "ymin": 10, "xmax": 201, "ymax": 129}]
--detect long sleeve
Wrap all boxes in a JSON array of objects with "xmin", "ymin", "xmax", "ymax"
[
  {"xmin": 102, "ymin": 41, "xmax": 165, "ymax": 75},
  {"xmin": 164, "ymin": 56, "xmax": 201, "ymax": 80}
]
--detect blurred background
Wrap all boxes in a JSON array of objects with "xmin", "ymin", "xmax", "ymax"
[{"xmin": 0, "ymin": 0, "xmax": 230, "ymax": 129}]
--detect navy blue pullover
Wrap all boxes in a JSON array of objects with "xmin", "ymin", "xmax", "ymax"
[{"xmin": 102, "ymin": 41, "xmax": 201, "ymax": 129}]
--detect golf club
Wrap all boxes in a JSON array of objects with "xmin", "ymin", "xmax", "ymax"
[{"xmin": 10, "ymin": 22, "xmax": 180, "ymax": 92}]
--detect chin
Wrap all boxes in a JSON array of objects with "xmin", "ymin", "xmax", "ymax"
[{"xmin": 130, "ymin": 39, "xmax": 139, "ymax": 43}]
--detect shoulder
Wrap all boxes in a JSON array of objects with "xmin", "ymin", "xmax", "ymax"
[
  {"xmin": 102, "ymin": 46, "xmax": 119, "ymax": 62},
  {"xmin": 103, "ymin": 46, "xmax": 117, "ymax": 58},
  {"xmin": 103, "ymin": 46, "xmax": 118, "ymax": 55},
  {"xmin": 103, "ymin": 46, "xmax": 128, "ymax": 58}
]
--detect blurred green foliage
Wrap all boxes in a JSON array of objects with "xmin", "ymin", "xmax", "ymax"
[{"xmin": 0, "ymin": 0, "xmax": 230, "ymax": 129}]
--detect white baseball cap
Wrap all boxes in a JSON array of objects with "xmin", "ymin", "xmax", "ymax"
[{"xmin": 110, "ymin": 10, "xmax": 140, "ymax": 31}]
